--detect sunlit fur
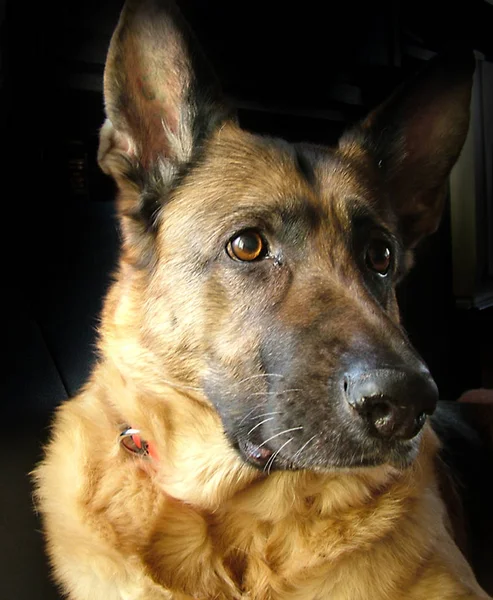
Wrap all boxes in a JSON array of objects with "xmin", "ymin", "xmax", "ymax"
[
  {"xmin": 34, "ymin": 367, "xmax": 487, "ymax": 598},
  {"xmin": 33, "ymin": 1, "xmax": 490, "ymax": 598}
]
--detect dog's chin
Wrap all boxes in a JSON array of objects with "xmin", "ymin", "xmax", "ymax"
[{"xmin": 234, "ymin": 434, "xmax": 421, "ymax": 473}]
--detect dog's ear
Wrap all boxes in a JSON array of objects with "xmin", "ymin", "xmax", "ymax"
[
  {"xmin": 340, "ymin": 52, "xmax": 474, "ymax": 248},
  {"xmin": 98, "ymin": 0, "xmax": 233, "ymax": 263}
]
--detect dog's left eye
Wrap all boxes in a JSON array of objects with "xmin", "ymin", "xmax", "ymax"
[
  {"xmin": 365, "ymin": 237, "xmax": 392, "ymax": 276},
  {"xmin": 226, "ymin": 230, "xmax": 268, "ymax": 262}
]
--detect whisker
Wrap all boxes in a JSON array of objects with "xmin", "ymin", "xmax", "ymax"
[
  {"xmin": 291, "ymin": 435, "xmax": 317, "ymax": 463},
  {"xmin": 238, "ymin": 406, "xmax": 261, "ymax": 426},
  {"xmin": 249, "ymin": 411, "xmax": 281, "ymax": 420},
  {"xmin": 264, "ymin": 438, "xmax": 293, "ymax": 475},
  {"xmin": 258, "ymin": 427, "xmax": 303, "ymax": 448},
  {"xmin": 248, "ymin": 389, "xmax": 302, "ymax": 397},
  {"xmin": 247, "ymin": 417, "xmax": 275, "ymax": 436}
]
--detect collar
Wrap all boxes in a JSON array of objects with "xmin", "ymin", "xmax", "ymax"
[{"xmin": 120, "ymin": 426, "xmax": 159, "ymax": 461}]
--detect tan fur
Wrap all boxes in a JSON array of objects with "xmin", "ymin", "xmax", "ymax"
[
  {"xmin": 33, "ymin": 1, "xmax": 490, "ymax": 598},
  {"xmin": 33, "ymin": 132, "xmax": 490, "ymax": 595},
  {"xmin": 34, "ymin": 361, "xmax": 488, "ymax": 599}
]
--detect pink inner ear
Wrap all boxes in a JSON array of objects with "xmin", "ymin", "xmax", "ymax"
[
  {"xmin": 103, "ymin": 0, "xmax": 231, "ymax": 171},
  {"xmin": 109, "ymin": 21, "xmax": 190, "ymax": 167}
]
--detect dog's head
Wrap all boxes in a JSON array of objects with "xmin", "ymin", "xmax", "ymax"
[{"xmin": 99, "ymin": 0, "xmax": 473, "ymax": 472}]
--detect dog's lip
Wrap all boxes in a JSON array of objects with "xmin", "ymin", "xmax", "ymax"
[{"xmin": 237, "ymin": 438, "xmax": 273, "ymax": 468}]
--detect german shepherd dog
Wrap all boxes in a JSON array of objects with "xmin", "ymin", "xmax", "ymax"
[{"xmin": 33, "ymin": 1, "xmax": 492, "ymax": 598}]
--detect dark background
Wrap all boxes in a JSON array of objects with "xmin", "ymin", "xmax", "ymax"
[{"xmin": 1, "ymin": 1, "xmax": 493, "ymax": 597}]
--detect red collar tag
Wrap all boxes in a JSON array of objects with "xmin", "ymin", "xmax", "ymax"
[{"xmin": 120, "ymin": 427, "xmax": 159, "ymax": 461}]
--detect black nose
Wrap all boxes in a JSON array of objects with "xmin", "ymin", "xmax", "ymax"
[{"xmin": 344, "ymin": 368, "xmax": 438, "ymax": 440}]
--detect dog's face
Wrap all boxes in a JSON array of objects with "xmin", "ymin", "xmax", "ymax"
[
  {"xmin": 99, "ymin": 0, "xmax": 473, "ymax": 472},
  {"xmin": 153, "ymin": 133, "xmax": 439, "ymax": 472}
]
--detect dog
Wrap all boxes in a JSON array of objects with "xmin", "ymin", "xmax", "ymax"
[{"xmin": 33, "ymin": 1, "xmax": 492, "ymax": 598}]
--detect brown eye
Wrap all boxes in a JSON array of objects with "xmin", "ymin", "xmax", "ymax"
[
  {"xmin": 226, "ymin": 230, "xmax": 266, "ymax": 262},
  {"xmin": 365, "ymin": 237, "xmax": 391, "ymax": 276}
]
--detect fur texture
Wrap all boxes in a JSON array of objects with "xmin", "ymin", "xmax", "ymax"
[{"xmin": 34, "ymin": 1, "xmax": 490, "ymax": 598}]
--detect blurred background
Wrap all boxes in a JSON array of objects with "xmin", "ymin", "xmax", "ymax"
[{"xmin": 1, "ymin": 1, "xmax": 492, "ymax": 597}]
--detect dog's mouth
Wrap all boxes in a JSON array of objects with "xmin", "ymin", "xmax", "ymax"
[
  {"xmin": 237, "ymin": 438, "xmax": 274, "ymax": 469},
  {"xmin": 235, "ymin": 432, "xmax": 420, "ymax": 472},
  {"xmin": 231, "ymin": 412, "xmax": 425, "ymax": 473}
]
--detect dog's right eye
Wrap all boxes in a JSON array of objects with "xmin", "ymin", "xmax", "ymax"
[
  {"xmin": 365, "ymin": 236, "xmax": 392, "ymax": 276},
  {"xmin": 226, "ymin": 230, "xmax": 267, "ymax": 262}
]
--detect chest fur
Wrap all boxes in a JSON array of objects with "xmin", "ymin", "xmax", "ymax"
[{"xmin": 140, "ymin": 475, "xmax": 435, "ymax": 600}]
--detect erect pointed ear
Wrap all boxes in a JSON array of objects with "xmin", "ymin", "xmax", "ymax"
[
  {"xmin": 340, "ymin": 51, "xmax": 475, "ymax": 248},
  {"xmin": 98, "ymin": 0, "xmax": 233, "ymax": 263}
]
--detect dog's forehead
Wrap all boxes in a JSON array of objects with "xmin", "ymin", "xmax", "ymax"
[{"xmin": 174, "ymin": 124, "xmax": 376, "ymax": 224}]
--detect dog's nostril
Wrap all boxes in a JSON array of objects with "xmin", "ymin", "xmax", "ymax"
[
  {"xmin": 358, "ymin": 397, "xmax": 397, "ymax": 438},
  {"xmin": 357, "ymin": 398, "xmax": 428, "ymax": 440},
  {"xmin": 369, "ymin": 400, "xmax": 393, "ymax": 423}
]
